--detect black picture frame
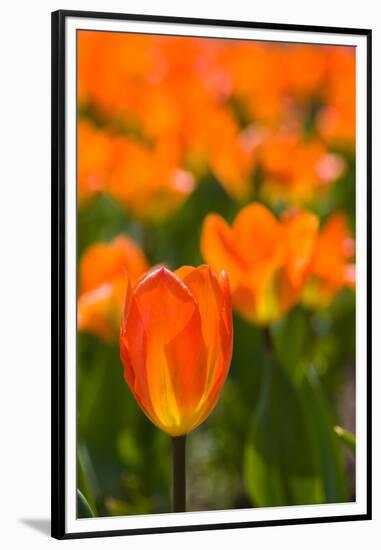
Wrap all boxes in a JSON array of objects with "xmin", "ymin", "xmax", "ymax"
[{"xmin": 51, "ymin": 9, "xmax": 372, "ymax": 540}]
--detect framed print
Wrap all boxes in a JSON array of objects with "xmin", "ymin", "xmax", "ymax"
[{"xmin": 51, "ymin": 9, "xmax": 372, "ymax": 540}]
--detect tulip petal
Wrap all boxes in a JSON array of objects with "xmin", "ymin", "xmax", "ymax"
[
  {"xmin": 177, "ymin": 265, "xmax": 221, "ymax": 354},
  {"xmin": 233, "ymin": 275, "xmax": 280, "ymax": 325},
  {"xmin": 125, "ymin": 267, "xmax": 208, "ymax": 435},
  {"xmin": 121, "ymin": 293, "xmax": 157, "ymax": 422},
  {"xmin": 232, "ymin": 203, "xmax": 284, "ymax": 267},
  {"xmin": 179, "ymin": 265, "xmax": 233, "ymax": 430},
  {"xmin": 164, "ymin": 307, "xmax": 208, "ymax": 425},
  {"xmin": 78, "ymin": 283, "xmax": 117, "ymax": 342},
  {"xmin": 79, "ymin": 236, "xmax": 149, "ymax": 342},
  {"xmin": 174, "ymin": 265, "xmax": 195, "ymax": 281},
  {"xmin": 201, "ymin": 214, "xmax": 246, "ymax": 290},
  {"xmin": 179, "ymin": 266, "xmax": 232, "ymax": 365},
  {"xmin": 283, "ymin": 211, "xmax": 319, "ymax": 288},
  {"xmin": 121, "ymin": 274, "xmax": 132, "ymax": 333},
  {"xmin": 218, "ymin": 270, "xmax": 234, "ymax": 352},
  {"xmin": 313, "ymin": 213, "xmax": 355, "ymax": 291},
  {"xmin": 80, "ymin": 236, "xmax": 148, "ymax": 294}
]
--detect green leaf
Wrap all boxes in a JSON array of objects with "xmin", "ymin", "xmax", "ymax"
[
  {"xmin": 77, "ymin": 489, "xmax": 95, "ymax": 518},
  {"xmin": 272, "ymin": 308, "xmax": 308, "ymax": 378},
  {"xmin": 334, "ymin": 425, "xmax": 356, "ymax": 454},
  {"xmin": 244, "ymin": 360, "xmax": 322, "ymax": 507},
  {"xmin": 77, "ymin": 444, "xmax": 98, "ymax": 516},
  {"xmin": 299, "ymin": 369, "xmax": 348, "ymax": 503}
]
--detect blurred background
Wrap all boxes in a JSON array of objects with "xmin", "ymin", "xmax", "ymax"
[{"xmin": 76, "ymin": 31, "xmax": 356, "ymax": 518}]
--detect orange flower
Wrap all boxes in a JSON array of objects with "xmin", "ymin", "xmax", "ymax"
[
  {"xmin": 78, "ymin": 31, "xmax": 158, "ymax": 119},
  {"xmin": 220, "ymin": 43, "xmax": 285, "ymax": 126},
  {"xmin": 206, "ymin": 108, "xmax": 258, "ymax": 201},
  {"xmin": 201, "ymin": 203, "xmax": 319, "ymax": 325},
  {"xmin": 107, "ymin": 135, "xmax": 195, "ymax": 222},
  {"xmin": 77, "ymin": 120, "xmax": 112, "ymax": 206},
  {"xmin": 317, "ymin": 48, "xmax": 356, "ymax": 145},
  {"xmin": 259, "ymin": 131, "xmax": 345, "ymax": 204},
  {"xmin": 120, "ymin": 265, "xmax": 233, "ymax": 436},
  {"xmin": 281, "ymin": 44, "xmax": 329, "ymax": 98},
  {"xmin": 78, "ymin": 236, "xmax": 149, "ymax": 342},
  {"xmin": 303, "ymin": 213, "xmax": 355, "ymax": 307},
  {"xmin": 77, "ymin": 32, "xmax": 355, "ymax": 207}
]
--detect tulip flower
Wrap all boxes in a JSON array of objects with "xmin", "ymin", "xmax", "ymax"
[
  {"xmin": 78, "ymin": 236, "xmax": 149, "ymax": 342},
  {"xmin": 120, "ymin": 264, "xmax": 233, "ymax": 511},
  {"xmin": 303, "ymin": 213, "xmax": 355, "ymax": 307},
  {"xmin": 317, "ymin": 48, "xmax": 356, "ymax": 145},
  {"xmin": 201, "ymin": 203, "xmax": 319, "ymax": 325},
  {"xmin": 258, "ymin": 131, "xmax": 345, "ymax": 204},
  {"xmin": 77, "ymin": 120, "xmax": 113, "ymax": 206},
  {"xmin": 120, "ymin": 264, "xmax": 233, "ymax": 436},
  {"xmin": 78, "ymin": 32, "xmax": 355, "ymax": 211},
  {"xmin": 107, "ymin": 135, "xmax": 195, "ymax": 222}
]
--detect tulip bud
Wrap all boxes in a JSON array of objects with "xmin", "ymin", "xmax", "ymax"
[{"xmin": 120, "ymin": 265, "xmax": 233, "ymax": 436}]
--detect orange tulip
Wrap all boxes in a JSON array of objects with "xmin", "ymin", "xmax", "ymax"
[
  {"xmin": 259, "ymin": 131, "xmax": 345, "ymax": 204},
  {"xmin": 107, "ymin": 135, "xmax": 195, "ymax": 222},
  {"xmin": 78, "ymin": 236, "xmax": 149, "ymax": 342},
  {"xmin": 78, "ymin": 31, "xmax": 356, "ymax": 207},
  {"xmin": 120, "ymin": 265, "xmax": 233, "ymax": 436},
  {"xmin": 317, "ymin": 48, "xmax": 356, "ymax": 145},
  {"xmin": 201, "ymin": 203, "xmax": 319, "ymax": 325},
  {"xmin": 206, "ymin": 108, "xmax": 258, "ymax": 201},
  {"xmin": 303, "ymin": 213, "xmax": 355, "ymax": 307},
  {"xmin": 77, "ymin": 120, "xmax": 113, "ymax": 206}
]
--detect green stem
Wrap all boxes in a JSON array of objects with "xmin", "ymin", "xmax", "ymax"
[
  {"xmin": 334, "ymin": 425, "xmax": 356, "ymax": 454},
  {"xmin": 264, "ymin": 326, "xmax": 273, "ymax": 354},
  {"xmin": 171, "ymin": 435, "xmax": 186, "ymax": 512}
]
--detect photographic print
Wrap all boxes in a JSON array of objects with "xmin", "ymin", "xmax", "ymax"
[{"xmin": 51, "ymin": 10, "xmax": 371, "ymax": 539}]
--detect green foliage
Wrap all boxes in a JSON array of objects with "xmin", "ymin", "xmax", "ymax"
[
  {"xmin": 299, "ymin": 369, "xmax": 348, "ymax": 503},
  {"xmin": 334, "ymin": 426, "xmax": 356, "ymax": 454},
  {"xmin": 244, "ymin": 358, "xmax": 322, "ymax": 507},
  {"xmin": 77, "ymin": 333, "xmax": 172, "ymax": 516},
  {"xmin": 244, "ymin": 360, "xmax": 348, "ymax": 507},
  {"xmin": 272, "ymin": 307, "xmax": 309, "ymax": 379},
  {"xmin": 77, "ymin": 489, "xmax": 95, "ymax": 518}
]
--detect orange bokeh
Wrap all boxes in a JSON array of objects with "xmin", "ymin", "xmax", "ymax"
[
  {"xmin": 107, "ymin": 134, "xmax": 195, "ymax": 222},
  {"xmin": 77, "ymin": 32, "xmax": 355, "ymax": 211},
  {"xmin": 78, "ymin": 236, "xmax": 149, "ymax": 342},
  {"xmin": 258, "ymin": 131, "xmax": 345, "ymax": 204},
  {"xmin": 303, "ymin": 213, "xmax": 355, "ymax": 307},
  {"xmin": 77, "ymin": 120, "xmax": 113, "ymax": 206}
]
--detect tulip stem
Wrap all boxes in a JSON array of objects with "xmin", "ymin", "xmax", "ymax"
[
  {"xmin": 171, "ymin": 435, "xmax": 186, "ymax": 513},
  {"xmin": 264, "ymin": 326, "xmax": 273, "ymax": 353}
]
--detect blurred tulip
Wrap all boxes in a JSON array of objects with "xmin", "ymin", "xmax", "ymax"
[
  {"xmin": 78, "ymin": 120, "xmax": 112, "ymax": 206},
  {"xmin": 107, "ymin": 135, "xmax": 195, "ymax": 222},
  {"xmin": 201, "ymin": 203, "xmax": 319, "ymax": 324},
  {"xmin": 303, "ymin": 213, "xmax": 355, "ymax": 307},
  {"xmin": 282, "ymin": 45, "xmax": 328, "ymax": 97},
  {"xmin": 259, "ymin": 132, "xmax": 345, "ymax": 204},
  {"xmin": 78, "ymin": 236, "xmax": 149, "ymax": 342},
  {"xmin": 206, "ymin": 108, "xmax": 258, "ymax": 201},
  {"xmin": 78, "ymin": 32, "xmax": 355, "ymax": 210},
  {"xmin": 120, "ymin": 265, "xmax": 233, "ymax": 436},
  {"xmin": 78, "ymin": 31, "xmax": 160, "ymax": 119},
  {"xmin": 317, "ymin": 48, "xmax": 356, "ymax": 145},
  {"xmin": 220, "ymin": 43, "xmax": 286, "ymax": 126}
]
